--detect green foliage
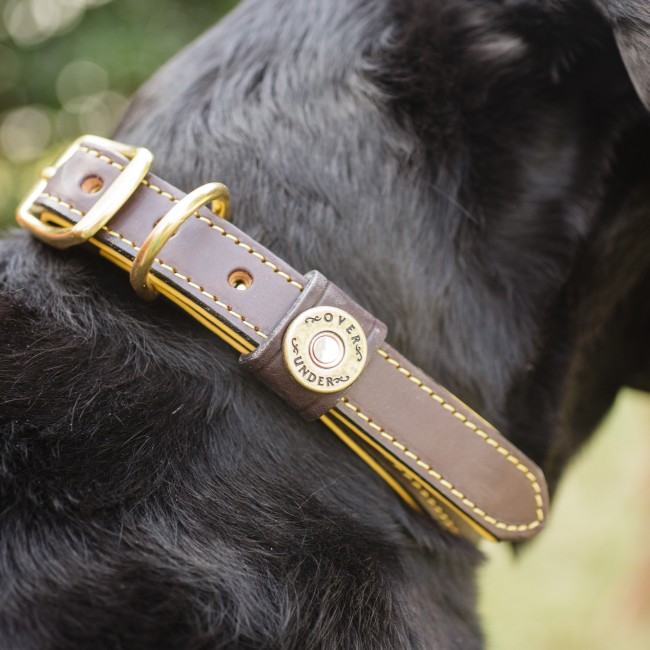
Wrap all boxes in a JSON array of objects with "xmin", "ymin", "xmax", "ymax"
[
  {"xmin": 3, "ymin": 5, "xmax": 650, "ymax": 648},
  {"xmin": 0, "ymin": 0, "xmax": 237, "ymax": 225},
  {"xmin": 480, "ymin": 389, "xmax": 650, "ymax": 650}
]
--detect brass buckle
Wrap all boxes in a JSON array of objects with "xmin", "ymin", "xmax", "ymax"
[
  {"xmin": 16, "ymin": 135, "xmax": 153, "ymax": 249},
  {"xmin": 130, "ymin": 182, "xmax": 230, "ymax": 301}
]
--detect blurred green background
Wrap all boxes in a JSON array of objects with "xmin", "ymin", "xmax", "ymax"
[
  {"xmin": 0, "ymin": 0, "xmax": 237, "ymax": 219},
  {"xmin": 1, "ymin": 1, "xmax": 649, "ymax": 647}
]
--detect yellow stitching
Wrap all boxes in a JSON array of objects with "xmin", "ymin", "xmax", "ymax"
[
  {"xmin": 79, "ymin": 146, "xmax": 304, "ymax": 291},
  {"xmin": 40, "ymin": 192, "xmax": 83, "ymax": 217},
  {"xmin": 37, "ymin": 193, "xmax": 267, "ymax": 338},
  {"xmin": 79, "ymin": 146, "xmax": 124, "ymax": 171},
  {"xmin": 376, "ymin": 349, "xmax": 544, "ymax": 526},
  {"xmin": 103, "ymin": 226, "xmax": 137, "ymax": 249},
  {"xmin": 341, "ymin": 397, "xmax": 542, "ymax": 532},
  {"xmin": 44, "ymin": 148, "xmax": 543, "ymax": 530},
  {"xmin": 409, "ymin": 477, "xmax": 460, "ymax": 535}
]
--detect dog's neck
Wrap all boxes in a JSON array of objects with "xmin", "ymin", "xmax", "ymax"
[
  {"xmin": 3, "ymin": 0, "xmax": 650, "ymax": 647},
  {"xmin": 116, "ymin": 0, "xmax": 649, "ymax": 477}
]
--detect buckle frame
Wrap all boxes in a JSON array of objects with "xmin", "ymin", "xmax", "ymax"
[{"xmin": 16, "ymin": 135, "xmax": 153, "ymax": 249}]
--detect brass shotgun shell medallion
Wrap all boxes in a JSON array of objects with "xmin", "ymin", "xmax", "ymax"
[{"xmin": 283, "ymin": 306, "xmax": 368, "ymax": 393}]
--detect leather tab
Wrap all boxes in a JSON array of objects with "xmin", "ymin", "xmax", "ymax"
[
  {"xmin": 240, "ymin": 271, "xmax": 387, "ymax": 420},
  {"xmin": 22, "ymin": 137, "xmax": 550, "ymax": 542}
]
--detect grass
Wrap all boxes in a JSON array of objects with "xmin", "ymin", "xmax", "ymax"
[{"xmin": 479, "ymin": 389, "xmax": 650, "ymax": 650}]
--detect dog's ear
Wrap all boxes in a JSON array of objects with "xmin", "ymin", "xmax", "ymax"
[{"xmin": 594, "ymin": 0, "xmax": 650, "ymax": 109}]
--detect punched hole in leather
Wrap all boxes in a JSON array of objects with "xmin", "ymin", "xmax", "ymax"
[
  {"xmin": 19, "ymin": 136, "xmax": 550, "ymax": 542},
  {"xmin": 240, "ymin": 271, "xmax": 387, "ymax": 420}
]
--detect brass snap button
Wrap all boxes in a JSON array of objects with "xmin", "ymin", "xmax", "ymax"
[
  {"xmin": 282, "ymin": 306, "xmax": 368, "ymax": 393},
  {"xmin": 309, "ymin": 331, "xmax": 345, "ymax": 369}
]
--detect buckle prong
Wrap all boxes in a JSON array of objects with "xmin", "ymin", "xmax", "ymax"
[
  {"xmin": 16, "ymin": 135, "xmax": 153, "ymax": 250},
  {"xmin": 130, "ymin": 182, "xmax": 230, "ymax": 302}
]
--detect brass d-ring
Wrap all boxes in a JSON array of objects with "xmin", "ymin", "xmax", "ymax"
[{"xmin": 130, "ymin": 182, "xmax": 230, "ymax": 301}]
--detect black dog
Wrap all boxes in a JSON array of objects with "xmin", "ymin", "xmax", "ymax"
[{"xmin": 1, "ymin": 0, "xmax": 649, "ymax": 647}]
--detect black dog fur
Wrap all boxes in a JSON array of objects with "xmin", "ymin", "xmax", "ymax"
[{"xmin": 1, "ymin": 0, "xmax": 649, "ymax": 647}]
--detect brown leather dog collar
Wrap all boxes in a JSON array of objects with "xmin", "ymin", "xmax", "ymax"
[{"xmin": 16, "ymin": 136, "xmax": 549, "ymax": 542}]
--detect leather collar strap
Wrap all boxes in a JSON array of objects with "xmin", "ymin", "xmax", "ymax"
[{"xmin": 16, "ymin": 136, "xmax": 549, "ymax": 542}]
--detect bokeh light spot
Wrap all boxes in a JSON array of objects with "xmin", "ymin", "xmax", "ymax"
[
  {"xmin": 0, "ymin": 106, "xmax": 52, "ymax": 162},
  {"xmin": 56, "ymin": 59, "xmax": 109, "ymax": 111}
]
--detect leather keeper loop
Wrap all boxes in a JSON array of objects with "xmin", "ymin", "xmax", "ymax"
[
  {"xmin": 240, "ymin": 271, "xmax": 387, "ymax": 420},
  {"xmin": 19, "ymin": 136, "xmax": 550, "ymax": 541}
]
